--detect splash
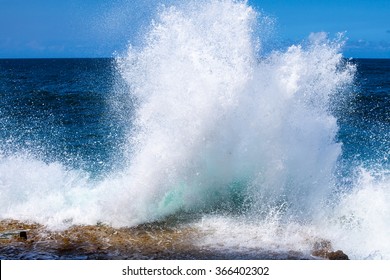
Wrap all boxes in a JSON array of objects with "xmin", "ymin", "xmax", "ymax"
[
  {"xmin": 323, "ymin": 169, "xmax": 390, "ymax": 259},
  {"xmin": 114, "ymin": 0, "xmax": 353, "ymax": 221}
]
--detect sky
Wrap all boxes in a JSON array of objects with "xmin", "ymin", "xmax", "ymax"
[{"xmin": 0, "ymin": 0, "xmax": 389, "ymax": 58}]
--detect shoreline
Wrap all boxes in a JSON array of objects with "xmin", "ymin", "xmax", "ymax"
[{"xmin": 0, "ymin": 219, "xmax": 347, "ymax": 260}]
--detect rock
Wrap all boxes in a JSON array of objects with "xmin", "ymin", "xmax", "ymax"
[
  {"xmin": 19, "ymin": 231, "xmax": 27, "ymax": 240},
  {"xmin": 328, "ymin": 250, "xmax": 349, "ymax": 260},
  {"xmin": 311, "ymin": 240, "xmax": 349, "ymax": 260}
]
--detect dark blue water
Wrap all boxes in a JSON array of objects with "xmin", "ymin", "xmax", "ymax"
[
  {"xmin": 0, "ymin": 58, "xmax": 130, "ymax": 175},
  {"xmin": 337, "ymin": 59, "xmax": 390, "ymax": 172},
  {"xmin": 1, "ymin": 58, "xmax": 388, "ymax": 176}
]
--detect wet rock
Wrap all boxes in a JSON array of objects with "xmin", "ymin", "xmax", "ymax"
[
  {"xmin": 19, "ymin": 231, "xmax": 27, "ymax": 240},
  {"xmin": 328, "ymin": 250, "xmax": 349, "ymax": 260},
  {"xmin": 311, "ymin": 240, "xmax": 349, "ymax": 260}
]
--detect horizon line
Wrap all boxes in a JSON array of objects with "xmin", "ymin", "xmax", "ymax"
[{"xmin": 1, "ymin": 56, "xmax": 389, "ymax": 60}]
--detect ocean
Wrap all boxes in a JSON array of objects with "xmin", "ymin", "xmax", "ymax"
[{"xmin": 0, "ymin": 1, "xmax": 389, "ymax": 260}]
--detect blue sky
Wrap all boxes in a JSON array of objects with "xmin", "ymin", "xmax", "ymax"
[{"xmin": 0, "ymin": 0, "xmax": 389, "ymax": 58}]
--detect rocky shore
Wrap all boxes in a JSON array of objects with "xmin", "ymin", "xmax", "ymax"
[{"xmin": 1, "ymin": 219, "xmax": 349, "ymax": 260}]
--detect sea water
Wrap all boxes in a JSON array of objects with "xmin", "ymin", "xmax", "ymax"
[{"xmin": 0, "ymin": 0, "xmax": 389, "ymax": 259}]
